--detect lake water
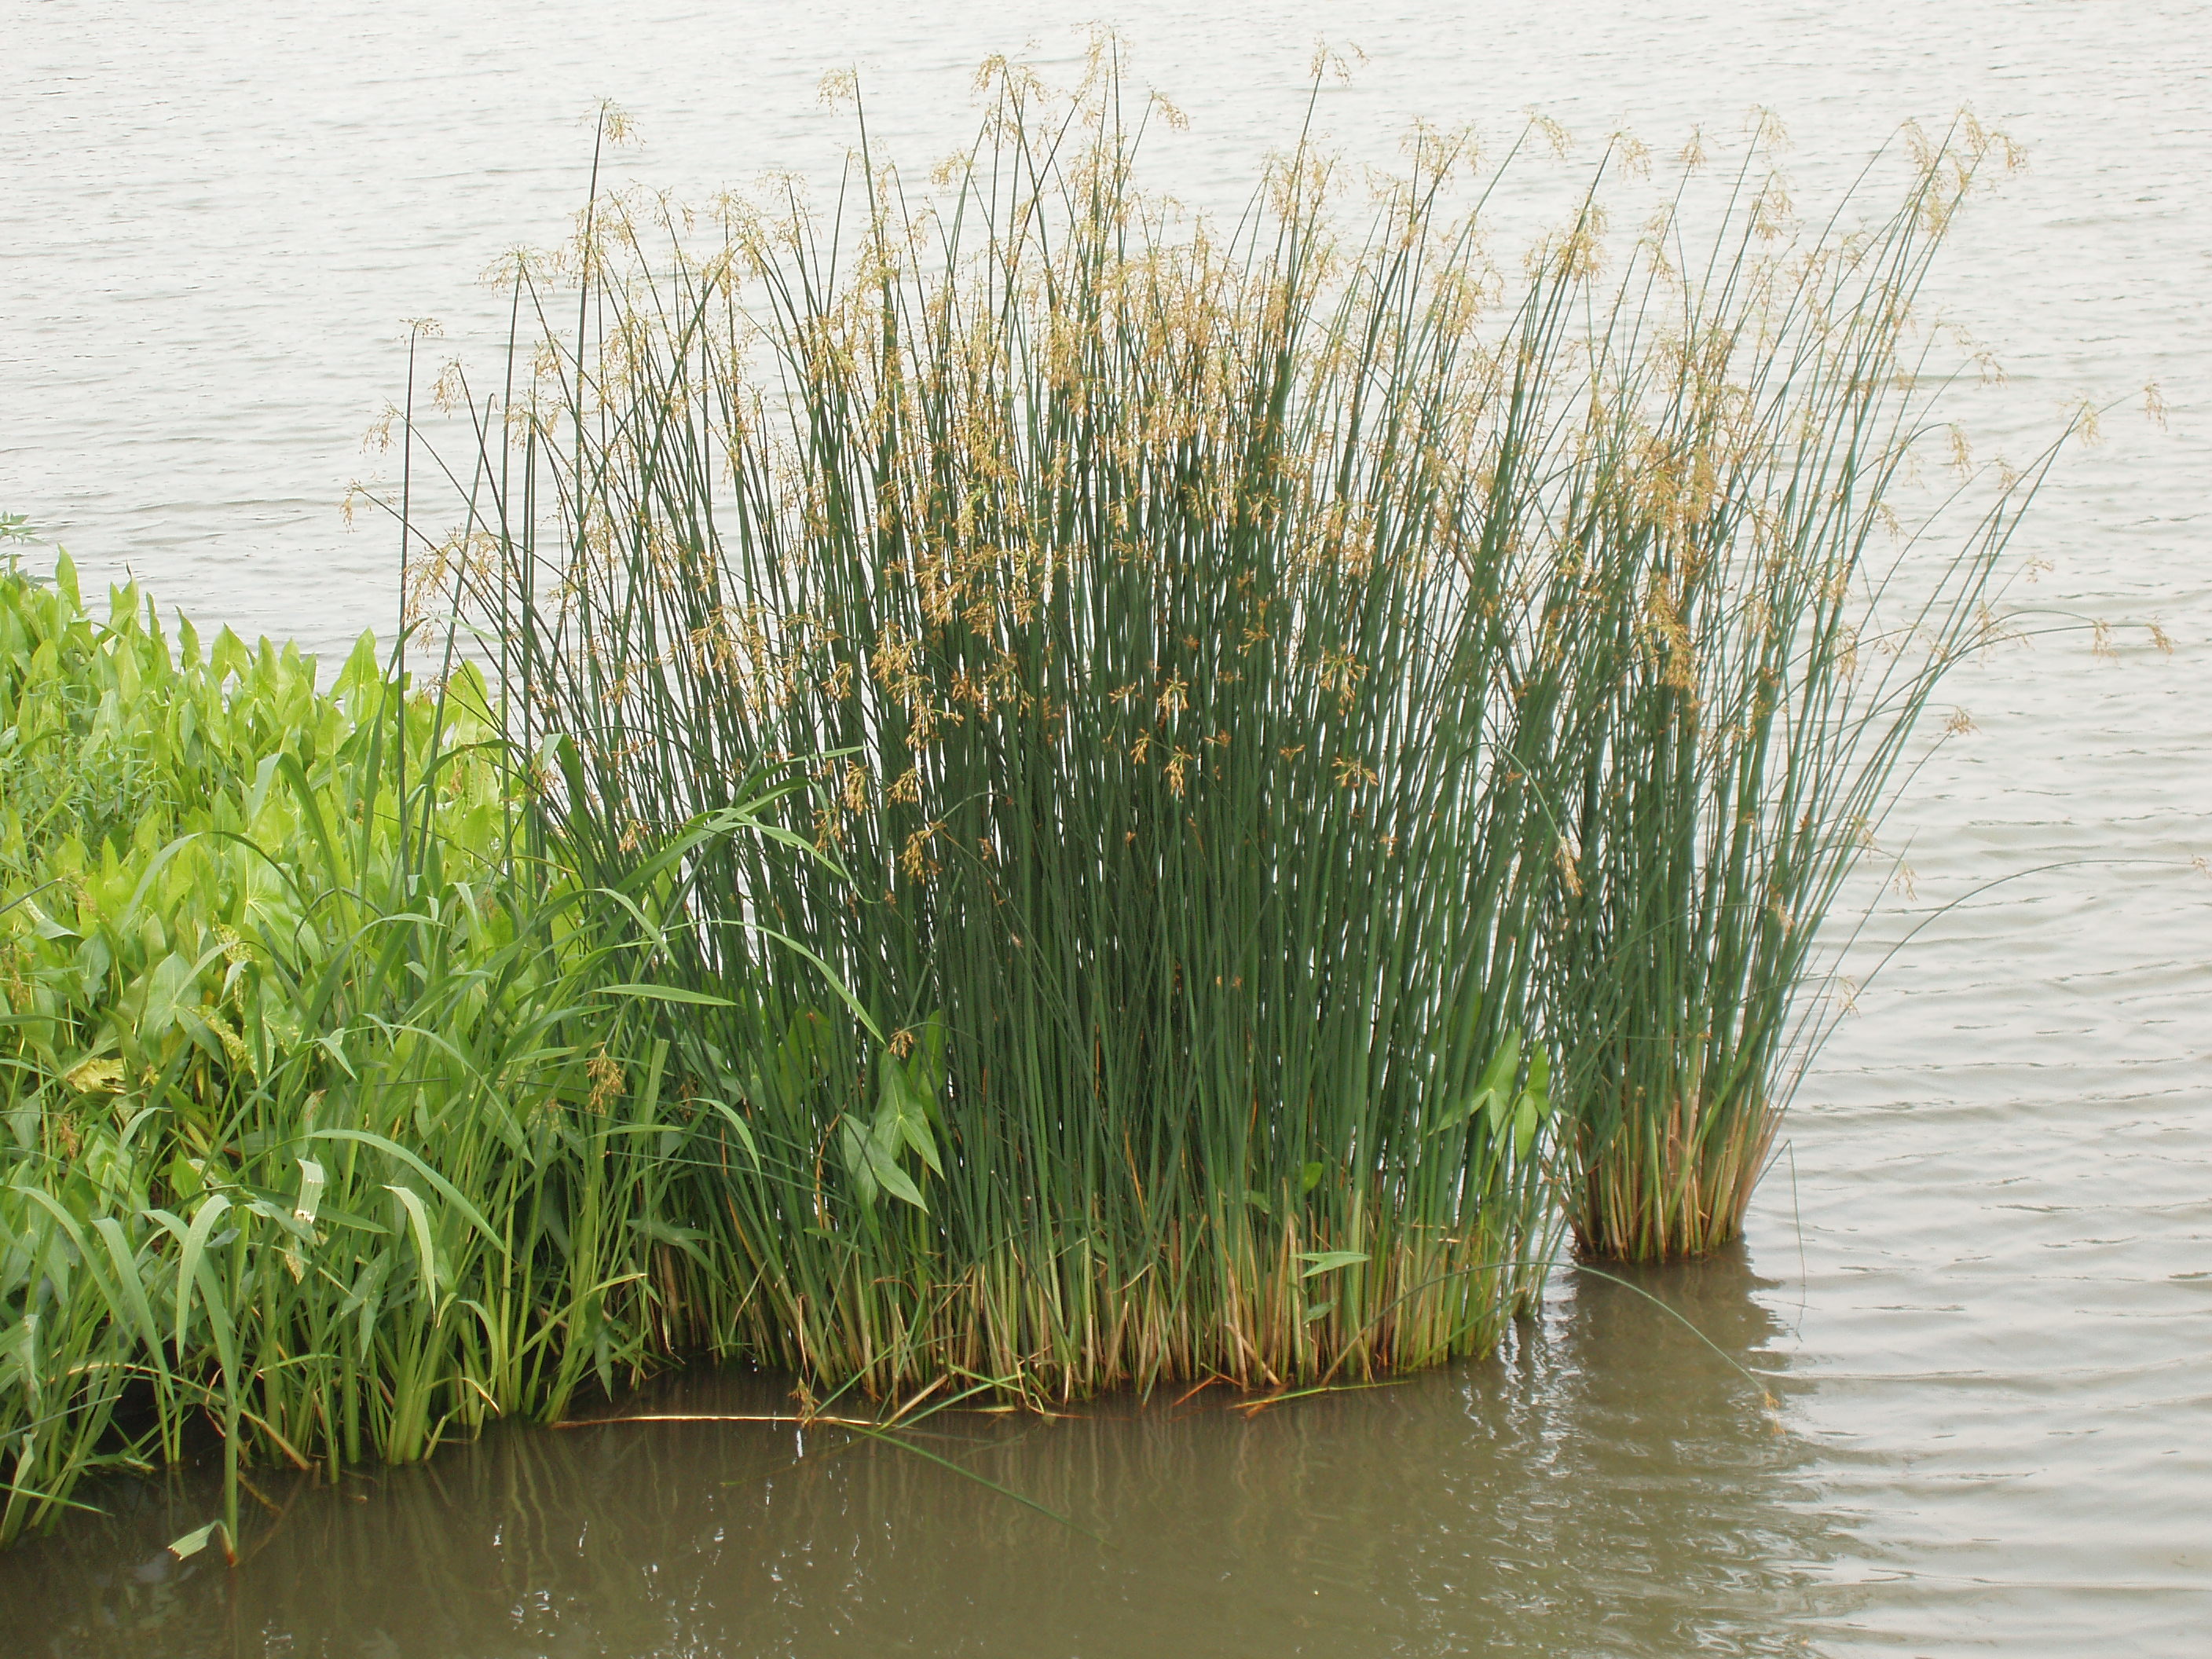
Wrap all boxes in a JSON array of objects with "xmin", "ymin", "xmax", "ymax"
[{"xmin": 2, "ymin": 2, "xmax": 2207, "ymax": 1654}]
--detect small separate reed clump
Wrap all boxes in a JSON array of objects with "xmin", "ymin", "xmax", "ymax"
[{"xmin": 1523, "ymin": 120, "xmax": 2071, "ymax": 1258}]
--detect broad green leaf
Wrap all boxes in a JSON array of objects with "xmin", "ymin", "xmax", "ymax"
[
  {"xmin": 164, "ymin": 1521, "xmax": 230, "ymax": 1562},
  {"xmin": 1513, "ymin": 1096, "xmax": 1540, "ymax": 1158},
  {"xmin": 705, "ymin": 1098, "xmax": 761, "ymax": 1168},
  {"xmin": 91, "ymin": 1216, "xmax": 165, "ymax": 1360},
  {"xmin": 1296, "ymin": 1250, "xmax": 1371, "ymax": 1279},
  {"xmin": 386, "ymin": 1184, "xmax": 441, "ymax": 1301},
  {"xmin": 839, "ymin": 1118, "xmax": 880, "ymax": 1206},
  {"xmin": 598, "ymin": 982, "xmax": 737, "ymax": 1007},
  {"xmin": 308, "ymin": 1129, "xmax": 497, "ymax": 1245},
  {"xmin": 292, "ymin": 1157, "xmax": 324, "ymax": 1228},
  {"xmin": 174, "ymin": 1194, "xmax": 237, "ymax": 1380}
]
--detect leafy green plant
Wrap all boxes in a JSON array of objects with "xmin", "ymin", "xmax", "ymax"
[{"xmin": 0, "ymin": 559, "xmax": 780, "ymax": 1546}]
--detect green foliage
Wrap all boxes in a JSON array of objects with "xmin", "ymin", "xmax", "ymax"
[
  {"xmin": 404, "ymin": 69, "xmax": 2075, "ymax": 1324},
  {"xmin": 0, "ymin": 561, "xmax": 762, "ymax": 1547},
  {"xmin": 0, "ymin": 60, "xmax": 2083, "ymax": 1559}
]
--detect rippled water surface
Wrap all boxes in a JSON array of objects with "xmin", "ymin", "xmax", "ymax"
[{"xmin": 3, "ymin": 2, "xmax": 2208, "ymax": 1654}]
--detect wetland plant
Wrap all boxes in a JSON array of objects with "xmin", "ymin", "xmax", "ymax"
[
  {"xmin": 0, "ymin": 561, "xmax": 747, "ymax": 1545},
  {"xmin": 408, "ymin": 63, "xmax": 2070, "ymax": 1364},
  {"xmin": 1528, "ymin": 122, "xmax": 2072, "ymax": 1258},
  {"xmin": 0, "ymin": 55, "xmax": 2079, "ymax": 1557},
  {"xmin": 425, "ymin": 66, "xmax": 1588, "ymax": 1397},
  {"xmin": 0, "ymin": 63, "xmax": 2086, "ymax": 1561}
]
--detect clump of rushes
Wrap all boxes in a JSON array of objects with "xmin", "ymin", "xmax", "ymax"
[
  {"xmin": 422, "ymin": 60, "xmax": 1601, "ymax": 1399},
  {"xmin": 411, "ymin": 56, "xmax": 2075, "ymax": 1374},
  {"xmin": 1533, "ymin": 120, "xmax": 2077, "ymax": 1258}
]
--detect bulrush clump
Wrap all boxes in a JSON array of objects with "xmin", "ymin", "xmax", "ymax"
[
  {"xmin": 416, "ymin": 49, "xmax": 2069, "ymax": 1393},
  {"xmin": 441, "ymin": 55, "xmax": 1586, "ymax": 1397},
  {"xmin": 1528, "ymin": 114, "xmax": 2075, "ymax": 1261}
]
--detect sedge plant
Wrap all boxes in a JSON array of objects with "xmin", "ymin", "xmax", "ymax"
[
  {"xmin": 1527, "ymin": 119, "xmax": 2079, "ymax": 1258},
  {"xmin": 413, "ymin": 63, "xmax": 1600, "ymax": 1400}
]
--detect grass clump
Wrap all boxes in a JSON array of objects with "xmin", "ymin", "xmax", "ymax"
[
  {"xmin": 1529, "ymin": 123, "xmax": 2075, "ymax": 1258},
  {"xmin": 422, "ymin": 66, "xmax": 1593, "ymax": 1397},
  {"xmin": 405, "ymin": 61, "xmax": 2078, "ymax": 1308},
  {"xmin": 0, "ymin": 56, "xmax": 2084, "ymax": 1557}
]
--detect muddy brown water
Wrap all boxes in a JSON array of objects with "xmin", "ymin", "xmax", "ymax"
[
  {"xmin": 4, "ymin": 2, "xmax": 2209, "ymax": 1653},
  {"xmin": 6, "ymin": 1258, "xmax": 1851, "ymax": 1657}
]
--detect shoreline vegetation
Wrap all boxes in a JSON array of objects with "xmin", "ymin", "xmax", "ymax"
[{"xmin": 3, "ymin": 56, "xmax": 2086, "ymax": 1554}]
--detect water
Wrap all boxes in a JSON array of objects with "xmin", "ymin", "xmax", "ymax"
[
  {"xmin": 2, "ymin": 2, "xmax": 2207, "ymax": 1653},
  {"xmin": 3, "ymin": 1261, "xmax": 1850, "ymax": 1657}
]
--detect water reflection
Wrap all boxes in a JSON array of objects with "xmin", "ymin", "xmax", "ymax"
[{"xmin": 1, "ymin": 1246, "xmax": 1860, "ymax": 1657}]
